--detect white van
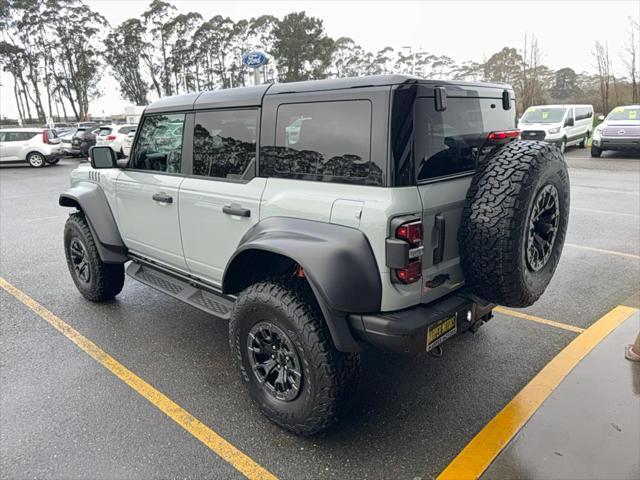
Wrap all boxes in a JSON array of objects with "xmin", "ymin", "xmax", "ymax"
[{"xmin": 518, "ymin": 104, "xmax": 594, "ymax": 152}]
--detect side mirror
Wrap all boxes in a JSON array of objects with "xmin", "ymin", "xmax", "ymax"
[
  {"xmin": 598, "ymin": 115, "xmax": 605, "ymax": 121},
  {"xmin": 89, "ymin": 146, "xmax": 117, "ymax": 169},
  {"xmin": 565, "ymin": 118, "xmax": 575, "ymax": 127}
]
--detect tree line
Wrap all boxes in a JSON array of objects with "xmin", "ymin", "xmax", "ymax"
[{"xmin": 1, "ymin": 0, "xmax": 638, "ymax": 124}]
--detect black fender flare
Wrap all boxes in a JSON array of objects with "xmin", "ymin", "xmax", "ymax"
[
  {"xmin": 223, "ymin": 217, "xmax": 382, "ymax": 352},
  {"xmin": 59, "ymin": 182, "xmax": 127, "ymax": 263}
]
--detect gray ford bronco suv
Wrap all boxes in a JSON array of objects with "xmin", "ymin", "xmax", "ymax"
[{"xmin": 60, "ymin": 75, "xmax": 569, "ymax": 435}]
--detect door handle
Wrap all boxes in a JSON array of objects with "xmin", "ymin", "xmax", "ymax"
[
  {"xmin": 223, "ymin": 204, "xmax": 251, "ymax": 217},
  {"xmin": 152, "ymin": 192, "xmax": 173, "ymax": 204}
]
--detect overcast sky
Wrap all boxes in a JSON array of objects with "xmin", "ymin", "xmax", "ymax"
[{"xmin": 1, "ymin": 0, "xmax": 638, "ymax": 119}]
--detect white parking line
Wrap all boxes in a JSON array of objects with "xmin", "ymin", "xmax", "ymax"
[
  {"xmin": 25, "ymin": 215, "xmax": 68, "ymax": 223},
  {"xmin": 571, "ymin": 185, "xmax": 640, "ymax": 196},
  {"xmin": 572, "ymin": 207, "xmax": 640, "ymax": 218},
  {"xmin": 565, "ymin": 243, "xmax": 640, "ymax": 260}
]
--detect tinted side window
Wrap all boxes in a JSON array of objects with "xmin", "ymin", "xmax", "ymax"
[
  {"xmin": 415, "ymin": 97, "xmax": 516, "ymax": 181},
  {"xmin": 264, "ymin": 100, "xmax": 380, "ymax": 185},
  {"xmin": 193, "ymin": 110, "xmax": 257, "ymax": 180},
  {"xmin": 131, "ymin": 114, "xmax": 185, "ymax": 173}
]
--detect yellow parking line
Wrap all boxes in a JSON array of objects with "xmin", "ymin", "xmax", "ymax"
[
  {"xmin": 437, "ymin": 304, "xmax": 637, "ymax": 480},
  {"xmin": 495, "ymin": 307, "xmax": 585, "ymax": 334},
  {"xmin": 0, "ymin": 277, "xmax": 278, "ymax": 480},
  {"xmin": 565, "ymin": 243, "xmax": 640, "ymax": 260}
]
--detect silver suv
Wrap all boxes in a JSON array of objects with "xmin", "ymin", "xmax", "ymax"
[
  {"xmin": 0, "ymin": 128, "xmax": 63, "ymax": 167},
  {"xmin": 59, "ymin": 75, "xmax": 570, "ymax": 435}
]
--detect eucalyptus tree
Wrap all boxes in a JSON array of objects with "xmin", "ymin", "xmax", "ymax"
[
  {"xmin": 104, "ymin": 19, "xmax": 150, "ymax": 105},
  {"xmin": 271, "ymin": 11, "xmax": 334, "ymax": 82},
  {"xmin": 143, "ymin": 0, "xmax": 177, "ymax": 96}
]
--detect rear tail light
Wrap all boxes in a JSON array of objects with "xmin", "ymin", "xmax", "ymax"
[
  {"xmin": 106, "ymin": 134, "xmax": 117, "ymax": 141},
  {"xmin": 396, "ymin": 260, "xmax": 422, "ymax": 284},
  {"xmin": 42, "ymin": 130, "xmax": 49, "ymax": 144},
  {"xmin": 396, "ymin": 220, "xmax": 422, "ymax": 246},
  {"xmin": 392, "ymin": 219, "xmax": 423, "ymax": 284},
  {"xmin": 487, "ymin": 130, "xmax": 520, "ymax": 145}
]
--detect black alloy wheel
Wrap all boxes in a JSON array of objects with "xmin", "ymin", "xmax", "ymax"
[
  {"xmin": 526, "ymin": 183, "xmax": 560, "ymax": 272},
  {"xmin": 69, "ymin": 238, "xmax": 91, "ymax": 283},
  {"xmin": 247, "ymin": 322, "xmax": 303, "ymax": 402}
]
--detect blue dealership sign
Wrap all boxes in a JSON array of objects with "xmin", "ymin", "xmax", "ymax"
[{"xmin": 242, "ymin": 51, "xmax": 267, "ymax": 68}]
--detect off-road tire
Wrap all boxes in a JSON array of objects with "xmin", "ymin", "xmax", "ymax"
[
  {"xmin": 458, "ymin": 140, "xmax": 569, "ymax": 307},
  {"xmin": 229, "ymin": 279, "xmax": 361, "ymax": 436},
  {"xmin": 26, "ymin": 152, "xmax": 46, "ymax": 168},
  {"xmin": 64, "ymin": 212, "xmax": 125, "ymax": 302},
  {"xmin": 591, "ymin": 145, "xmax": 602, "ymax": 157}
]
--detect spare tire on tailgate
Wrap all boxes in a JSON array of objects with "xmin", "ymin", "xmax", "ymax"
[{"xmin": 458, "ymin": 140, "xmax": 570, "ymax": 307}]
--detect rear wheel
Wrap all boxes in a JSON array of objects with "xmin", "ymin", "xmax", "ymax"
[
  {"xmin": 591, "ymin": 145, "xmax": 602, "ymax": 157},
  {"xmin": 64, "ymin": 212, "xmax": 125, "ymax": 302},
  {"xmin": 229, "ymin": 279, "xmax": 360, "ymax": 436},
  {"xmin": 46, "ymin": 158, "xmax": 60, "ymax": 165},
  {"xmin": 459, "ymin": 140, "xmax": 570, "ymax": 307},
  {"xmin": 26, "ymin": 152, "xmax": 46, "ymax": 168},
  {"xmin": 579, "ymin": 134, "xmax": 587, "ymax": 148}
]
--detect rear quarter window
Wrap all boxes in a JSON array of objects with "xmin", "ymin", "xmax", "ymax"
[{"xmin": 263, "ymin": 100, "xmax": 382, "ymax": 186}]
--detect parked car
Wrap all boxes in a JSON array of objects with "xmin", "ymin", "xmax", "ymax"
[
  {"xmin": 77, "ymin": 122, "xmax": 99, "ymax": 129},
  {"xmin": 0, "ymin": 127, "xmax": 63, "ymax": 167},
  {"xmin": 122, "ymin": 130, "xmax": 136, "ymax": 157},
  {"xmin": 70, "ymin": 127, "xmax": 99, "ymax": 158},
  {"xmin": 60, "ymin": 75, "xmax": 570, "ymax": 435},
  {"xmin": 591, "ymin": 105, "xmax": 640, "ymax": 157},
  {"xmin": 58, "ymin": 127, "xmax": 80, "ymax": 155},
  {"xmin": 95, "ymin": 124, "xmax": 137, "ymax": 157},
  {"xmin": 518, "ymin": 104, "xmax": 594, "ymax": 152}
]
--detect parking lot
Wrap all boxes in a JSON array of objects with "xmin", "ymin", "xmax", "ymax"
[{"xmin": 1, "ymin": 147, "xmax": 639, "ymax": 479}]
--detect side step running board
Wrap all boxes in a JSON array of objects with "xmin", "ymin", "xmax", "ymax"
[{"xmin": 126, "ymin": 262, "xmax": 234, "ymax": 320}]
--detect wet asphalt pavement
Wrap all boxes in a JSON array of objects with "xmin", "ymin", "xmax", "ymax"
[{"xmin": 1, "ymin": 147, "xmax": 639, "ymax": 479}]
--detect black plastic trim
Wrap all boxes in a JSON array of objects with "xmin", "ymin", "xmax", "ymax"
[
  {"xmin": 348, "ymin": 290, "xmax": 495, "ymax": 354},
  {"xmin": 223, "ymin": 217, "xmax": 382, "ymax": 352},
  {"xmin": 59, "ymin": 182, "xmax": 127, "ymax": 263}
]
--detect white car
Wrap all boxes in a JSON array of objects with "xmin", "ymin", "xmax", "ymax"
[
  {"xmin": 591, "ymin": 105, "xmax": 640, "ymax": 157},
  {"xmin": 0, "ymin": 128, "xmax": 64, "ymax": 167},
  {"xmin": 122, "ymin": 130, "xmax": 137, "ymax": 157},
  {"xmin": 95, "ymin": 124, "xmax": 137, "ymax": 157},
  {"xmin": 518, "ymin": 104, "xmax": 594, "ymax": 152}
]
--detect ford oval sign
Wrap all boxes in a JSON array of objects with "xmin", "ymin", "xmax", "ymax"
[{"xmin": 242, "ymin": 52, "xmax": 267, "ymax": 68}]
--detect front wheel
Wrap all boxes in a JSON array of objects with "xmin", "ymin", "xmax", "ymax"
[
  {"xmin": 559, "ymin": 138, "xmax": 567, "ymax": 153},
  {"xmin": 591, "ymin": 145, "xmax": 602, "ymax": 157},
  {"xmin": 64, "ymin": 212, "xmax": 125, "ymax": 302},
  {"xmin": 229, "ymin": 280, "xmax": 360, "ymax": 436},
  {"xmin": 26, "ymin": 152, "xmax": 46, "ymax": 168}
]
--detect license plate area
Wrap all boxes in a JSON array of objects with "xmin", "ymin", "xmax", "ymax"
[{"xmin": 426, "ymin": 314, "xmax": 458, "ymax": 351}]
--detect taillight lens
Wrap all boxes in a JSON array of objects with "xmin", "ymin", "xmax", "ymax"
[
  {"xmin": 396, "ymin": 260, "xmax": 422, "ymax": 284},
  {"xmin": 42, "ymin": 129, "xmax": 48, "ymax": 144},
  {"xmin": 396, "ymin": 220, "xmax": 422, "ymax": 246},
  {"xmin": 393, "ymin": 219, "xmax": 423, "ymax": 284},
  {"xmin": 106, "ymin": 135, "xmax": 117, "ymax": 141},
  {"xmin": 487, "ymin": 130, "xmax": 520, "ymax": 144}
]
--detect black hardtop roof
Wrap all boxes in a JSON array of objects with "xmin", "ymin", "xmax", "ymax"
[{"xmin": 144, "ymin": 74, "xmax": 513, "ymax": 114}]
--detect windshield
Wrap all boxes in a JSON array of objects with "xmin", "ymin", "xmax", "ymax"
[
  {"xmin": 521, "ymin": 107, "xmax": 566, "ymax": 124},
  {"xmin": 606, "ymin": 106, "xmax": 640, "ymax": 122}
]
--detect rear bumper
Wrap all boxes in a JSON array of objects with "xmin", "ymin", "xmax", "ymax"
[
  {"xmin": 348, "ymin": 291, "xmax": 494, "ymax": 354},
  {"xmin": 593, "ymin": 137, "xmax": 640, "ymax": 151}
]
